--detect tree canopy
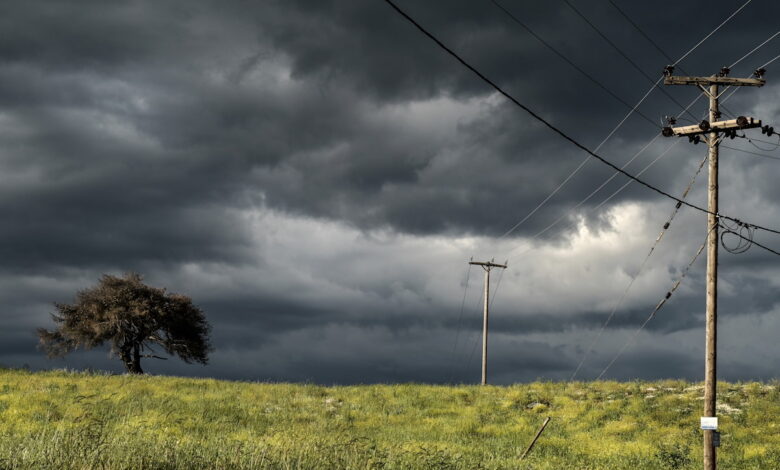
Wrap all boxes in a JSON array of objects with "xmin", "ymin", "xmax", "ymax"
[{"xmin": 38, "ymin": 273, "xmax": 212, "ymax": 374}]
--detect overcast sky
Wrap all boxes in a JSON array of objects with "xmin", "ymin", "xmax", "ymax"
[{"xmin": 2, "ymin": 0, "xmax": 780, "ymax": 384}]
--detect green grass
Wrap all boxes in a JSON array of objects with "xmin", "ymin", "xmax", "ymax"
[{"xmin": 0, "ymin": 369, "xmax": 779, "ymax": 469}]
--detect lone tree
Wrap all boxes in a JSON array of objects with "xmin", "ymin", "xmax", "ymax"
[{"xmin": 38, "ymin": 273, "xmax": 212, "ymax": 374}]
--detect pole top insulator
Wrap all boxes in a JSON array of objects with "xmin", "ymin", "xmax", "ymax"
[{"xmin": 718, "ymin": 66, "xmax": 730, "ymax": 77}]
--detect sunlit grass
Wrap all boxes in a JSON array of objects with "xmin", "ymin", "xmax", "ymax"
[{"xmin": 0, "ymin": 369, "xmax": 778, "ymax": 469}]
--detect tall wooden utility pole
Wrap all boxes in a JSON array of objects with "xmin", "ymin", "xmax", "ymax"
[
  {"xmin": 662, "ymin": 65, "xmax": 766, "ymax": 470},
  {"xmin": 468, "ymin": 259, "xmax": 507, "ymax": 385}
]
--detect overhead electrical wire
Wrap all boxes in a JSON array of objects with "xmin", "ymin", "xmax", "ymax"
[
  {"xmin": 571, "ymin": 76, "xmax": 776, "ymax": 377},
  {"xmin": 741, "ymin": 134, "xmax": 780, "ymax": 150},
  {"xmin": 432, "ymin": 1, "xmax": 777, "ymax": 381},
  {"xmin": 565, "ymin": 65, "xmax": 776, "ymax": 378},
  {"xmin": 604, "ymin": 1, "xmax": 767, "ymax": 119},
  {"xmin": 729, "ymin": 31, "xmax": 780, "ymax": 68},
  {"xmin": 488, "ymin": 0, "xmax": 658, "ymax": 127},
  {"xmin": 606, "ymin": 0, "xmax": 674, "ymax": 64},
  {"xmin": 491, "ymin": 0, "xmax": 755, "ymax": 240},
  {"xmin": 462, "ymin": 289, "xmax": 485, "ymax": 378},
  {"xmin": 505, "ymin": 137, "xmax": 678, "ymax": 260},
  {"xmin": 383, "ymin": 0, "xmax": 780, "ymax": 236},
  {"xmin": 720, "ymin": 219, "xmax": 755, "ymax": 254},
  {"xmin": 524, "ymin": 5, "xmax": 772, "ymax": 381},
  {"xmin": 503, "ymin": 90, "xmax": 706, "ymax": 261},
  {"xmin": 448, "ymin": 264, "xmax": 473, "ymax": 382},
  {"xmin": 723, "ymin": 145, "xmax": 780, "ymax": 161},
  {"xmin": 672, "ymin": 0, "xmax": 753, "ymax": 67},
  {"xmin": 595, "ymin": 228, "xmax": 712, "ymax": 380},
  {"xmin": 597, "ymin": 222, "xmax": 780, "ymax": 379},
  {"xmin": 716, "ymin": 30, "xmax": 780, "ymax": 120},
  {"xmin": 568, "ymin": 151, "xmax": 708, "ymax": 380},
  {"xmin": 720, "ymin": 225, "xmax": 780, "ymax": 257},
  {"xmin": 561, "ymin": 0, "xmax": 698, "ymax": 122},
  {"xmin": 497, "ymin": 80, "xmax": 659, "ymax": 240},
  {"xmin": 761, "ymin": 53, "xmax": 780, "ymax": 69},
  {"xmin": 746, "ymin": 139, "xmax": 780, "ymax": 152}
]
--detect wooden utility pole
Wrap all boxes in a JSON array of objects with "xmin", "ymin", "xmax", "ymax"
[
  {"xmin": 663, "ymin": 65, "xmax": 766, "ymax": 470},
  {"xmin": 468, "ymin": 259, "xmax": 507, "ymax": 385}
]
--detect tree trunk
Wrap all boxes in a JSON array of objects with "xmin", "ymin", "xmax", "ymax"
[
  {"xmin": 129, "ymin": 343, "xmax": 144, "ymax": 374},
  {"xmin": 119, "ymin": 347, "xmax": 133, "ymax": 373}
]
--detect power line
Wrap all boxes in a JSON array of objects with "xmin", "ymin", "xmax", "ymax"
[
  {"xmin": 494, "ymin": 0, "xmax": 754, "ymax": 240},
  {"xmin": 723, "ymin": 144, "xmax": 780, "ymax": 161},
  {"xmin": 568, "ymin": 71, "xmax": 773, "ymax": 379},
  {"xmin": 595, "ymin": 228, "xmax": 711, "ymax": 380},
  {"xmin": 561, "ymin": 91, "xmax": 758, "ymax": 379},
  {"xmin": 506, "ymin": 136, "xmax": 682, "ymax": 263},
  {"xmin": 497, "ymin": 80, "xmax": 659, "ymax": 240},
  {"xmin": 746, "ymin": 139, "xmax": 779, "ymax": 152},
  {"xmin": 606, "ymin": 0, "xmax": 674, "ymax": 64},
  {"xmin": 489, "ymin": 0, "xmax": 659, "ymax": 127},
  {"xmin": 561, "ymin": 0, "xmax": 698, "ymax": 122},
  {"xmin": 569, "ymin": 151, "xmax": 708, "ymax": 381},
  {"xmin": 729, "ymin": 30, "xmax": 780, "ymax": 69},
  {"xmin": 502, "ymin": 87, "xmax": 704, "ymax": 248},
  {"xmin": 720, "ymin": 225, "xmax": 780, "ymax": 256},
  {"xmin": 605, "ymin": 2, "xmax": 772, "ymax": 119},
  {"xmin": 717, "ymin": 31, "xmax": 780, "ymax": 119},
  {"xmin": 383, "ymin": 0, "xmax": 780, "ymax": 236},
  {"xmin": 742, "ymin": 134, "xmax": 780, "ymax": 150},
  {"xmin": 505, "ymin": 136, "xmax": 677, "ymax": 260},
  {"xmin": 463, "ymin": 289, "xmax": 485, "ymax": 378},
  {"xmin": 761, "ymin": 53, "xmax": 780, "ymax": 69},
  {"xmin": 448, "ymin": 263, "xmax": 472, "ymax": 382},
  {"xmin": 608, "ymin": 0, "xmax": 753, "ymax": 70},
  {"xmin": 672, "ymin": 0, "xmax": 753, "ymax": 66}
]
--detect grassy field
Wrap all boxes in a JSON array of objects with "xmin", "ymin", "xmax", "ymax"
[{"xmin": 0, "ymin": 369, "xmax": 778, "ymax": 469}]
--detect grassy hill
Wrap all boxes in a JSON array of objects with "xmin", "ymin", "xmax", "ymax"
[{"xmin": 0, "ymin": 369, "xmax": 778, "ymax": 469}]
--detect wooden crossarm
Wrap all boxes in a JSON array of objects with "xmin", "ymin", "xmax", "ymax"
[
  {"xmin": 664, "ymin": 76, "xmax": 765, "ymax": 87},
  {"xmin": 662, "ymin": 117, "xmax": 761, "ymax": 137}
]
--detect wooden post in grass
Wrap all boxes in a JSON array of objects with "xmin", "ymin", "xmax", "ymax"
[{"xmin": 520, "ymin": 416, "xmax": 551, "ymax": 460}]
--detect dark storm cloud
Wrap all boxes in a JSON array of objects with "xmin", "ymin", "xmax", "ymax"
[{"xmin": 3, "ymin": 0, "xmax": 777, "ymax": 241}]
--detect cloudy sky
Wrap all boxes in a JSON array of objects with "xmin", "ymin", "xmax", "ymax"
[{"xmin": 2, "ymin": 0, "xmax": 780, "ymax": 384}]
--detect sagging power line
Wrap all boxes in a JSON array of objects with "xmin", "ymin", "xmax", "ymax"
[
  {"xmin": 382, "ymin": 0, "xmax": 780, "ymax": 238},
  {"xmin": 494, "ymin": 0, "xmax": 754, "ymax": 240},
  {"xmin": 489, "ymin": 0, "xmax": 659, "ymax": 127}
]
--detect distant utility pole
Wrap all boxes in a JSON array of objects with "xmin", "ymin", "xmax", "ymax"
[
  {"xmin": 468, "ymin": 258, "xmax": 507, "ymax": 385},
  {"xmin": 662, "ymin": 65, "xmax": 766, "ymax": 470}
]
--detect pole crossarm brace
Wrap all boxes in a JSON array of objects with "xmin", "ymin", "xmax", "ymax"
[
  {"xmin": 664, "ymin": 76, "xmax": 765, "ymax": 87},
  {"xmin": 663, "ymin": 116, "xmax": 761, "ymax": 137}
]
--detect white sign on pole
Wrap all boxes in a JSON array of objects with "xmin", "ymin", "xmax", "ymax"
[{"xmin": 700, "ymin": 417, "xmax": 718, "ymax": 430}]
